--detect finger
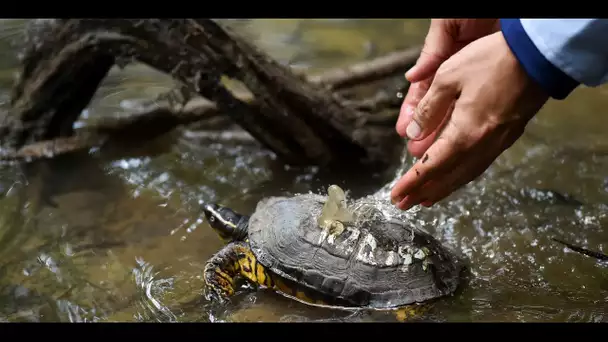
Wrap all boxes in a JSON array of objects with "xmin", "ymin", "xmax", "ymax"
[
  {"xmin": 407, "ymin": 101, "xmax": 455, "ymax": 158},
  {"xmin": 405, "ymin": 21, "xmax": 453, "ymax": 83},
  {"xmin": 425, "ymin": 159, "xmax": 491, "ymax": 205},
  {"xmin": 405, "ymin": 50, "xmax": 446, "ymax": 84},
  {"xmin": 397, "ymin": 179, "xmax": 438, "ymax": 210},
  {"xmin": 421, "ymin": 200, "xmax": 434, "ymax": 207},
  {"xmin": 405, "ymin": 77, "xmax": 459, "ymax": 142},
  {"xmin": 406, "ymin": 120, "xmax": 528, "ymax": 208},
  {"xmin": 403, "ymin": 152, "xmax": 494, "ymax": 209},
  {"xmin": 395, "ymin": 105, "xmax": 481, "ymax": 209},
  {"xmin": 390, "ymin": 127, "xmax": 464, "ymax": 205},
  {"xmin": 392, "ymin": 100, "xmax": 483, "ymax": 208},
  {"xmin": 396, "ymin": 78, "xmax": 433, "ymax": 137}
]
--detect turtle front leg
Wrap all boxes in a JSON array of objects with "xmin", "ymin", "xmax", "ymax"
[
  {"xmin": 203, "ymin": 241, "xmax": 275, "ymax": 302},
  {"xmin": 393, "ymin": 304, "xmax": 430, "ymax": 322}
]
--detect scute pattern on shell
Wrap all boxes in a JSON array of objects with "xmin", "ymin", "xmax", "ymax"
[{"xmin": 247, "ymin": 194, "xmax": 464, "ymax": 309}]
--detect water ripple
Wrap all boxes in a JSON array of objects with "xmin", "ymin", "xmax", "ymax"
[{"xmin": 132, "ymin": 257, "xmax": 177, "ymax": 322}]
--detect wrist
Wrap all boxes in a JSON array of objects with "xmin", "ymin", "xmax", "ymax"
[{"xmin": 500, "ymin": 18, "xmax": 580, "ymax": 100}]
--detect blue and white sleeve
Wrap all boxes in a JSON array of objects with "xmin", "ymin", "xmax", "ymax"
[{"xmin": 500, "ymin": 18, "xmax": 608, "ymax": 100}]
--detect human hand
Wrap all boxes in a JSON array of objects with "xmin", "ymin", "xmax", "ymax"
[
  {"xmin": 396, "ymin": 19, "xmax": 500, "ymax": 157},
  {"xmin": 390, "ymin": 32, "xmax": 549, "ymax": 210}
]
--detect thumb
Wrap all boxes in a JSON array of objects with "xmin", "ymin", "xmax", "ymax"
[
  {"xmin": 405, "ymin": 20, "xmax": 454, "ymax": 83},
  {"xmin": 406, "ymin": 79, "xmax": 458, "ymax": 142}
]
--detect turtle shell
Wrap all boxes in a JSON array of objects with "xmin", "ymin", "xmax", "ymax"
[{"xmin": 247, "ymin": 193, "xmax": 464, "ymax": 309}]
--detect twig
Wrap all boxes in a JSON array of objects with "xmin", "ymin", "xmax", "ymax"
[
  {"xmin": 307, "ymin": 47, "xmax": 420, "ymax": 90},
  {"xmin": 181, "ymin": 129, "xmax": 256, "ymax": 143},
  {"xmin": 0, "ymin": 135, "xmax": 106, "ymax": 162},
  {"xmin": 552, "ymin": 238, "xmax": 608, "ymax": 261}
]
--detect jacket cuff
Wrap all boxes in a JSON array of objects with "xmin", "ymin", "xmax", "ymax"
[{"xmin": 500, "ymin": 18, "xmax": 580, "ymax": 100}]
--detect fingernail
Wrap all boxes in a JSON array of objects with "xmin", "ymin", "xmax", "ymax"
[
  {"xmin": 391, "ymin": 195, "xmax": 404, "ymax": 205},
  {"xmin": 398, "ymin": 106, "xmax": 415, "ymax": 134},
  {"xmin": 397, "ymin": 196, "xmax": 414, "ymax": 211},
  {"xmin": 406, "ymin": 121, "xmax": 421, "ymax": 140},
  {"xmin": 400, "ymin": 201, "xmax": 414, "ymax": 211}
]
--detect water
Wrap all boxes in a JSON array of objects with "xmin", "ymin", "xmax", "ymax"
[{"xmin": 0, "ymin": 19, "xmax": 607, "ymax": 322}]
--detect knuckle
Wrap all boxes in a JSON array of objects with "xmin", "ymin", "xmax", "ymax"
[
  {"xmin": 415, "ymin": 100, "xmax": 432, "ymax": 123},
  {"xmin": 430, "ymin": 75, "xmax": 455, "ymax": 98},
  {"xmin": 431, "ymin": 78, "xmax": 450, "ymax": 95},
  {"xmin": 434, "ymin": 62, "xmax": 453, "ymax": 81}
]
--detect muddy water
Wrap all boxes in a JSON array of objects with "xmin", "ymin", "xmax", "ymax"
[{"xmin": 0, "ymin": 19, "xmax": 607, "ymax": 322}]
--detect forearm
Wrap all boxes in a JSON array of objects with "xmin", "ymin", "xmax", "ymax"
[{"xmin": 500, "ymin": 18, "xmax": 608, "ymax": 100}]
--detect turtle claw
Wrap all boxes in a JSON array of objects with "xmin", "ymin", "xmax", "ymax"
[{"xmin": 204, "ymin": 287, "xmax": 231, "ymax": 304}]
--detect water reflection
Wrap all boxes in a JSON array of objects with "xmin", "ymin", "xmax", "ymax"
[{"xmin": 0, "ymin": 19, "xmax": 606, "ymax": 322}]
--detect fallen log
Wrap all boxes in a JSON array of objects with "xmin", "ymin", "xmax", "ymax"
[
  {"xmin": 90, "ymin": 46, "xmax": 419, "ymax": 136},
  {"xmin": 0, "ymin": 58, "xmax": 412, "ymax": 163},
  {"xmin": 4, "ymin": 19, "xmax": 418, "ymax": 168}
]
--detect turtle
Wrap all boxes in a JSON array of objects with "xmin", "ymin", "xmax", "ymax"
[{"xmin": 202, "ymin": 185, "xmax": 465, "ymax": 321}]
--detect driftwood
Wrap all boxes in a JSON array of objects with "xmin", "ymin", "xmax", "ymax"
[
  {"xmin": 93, "ymin": 46, "xmax": 420, "ymax": 135},
  {"xmin": 3, "ymin": 19, "xmax": 420, "ymax": 168}
]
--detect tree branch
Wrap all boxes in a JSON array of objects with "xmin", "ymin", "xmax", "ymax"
[{"xmin": 3, "ymin": 19, "xmax": 418, "ymax": 167}]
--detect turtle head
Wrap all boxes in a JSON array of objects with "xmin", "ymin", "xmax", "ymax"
[{"xmin": 203, "ymin": 203, "xmax": 249, "ymax": 242}]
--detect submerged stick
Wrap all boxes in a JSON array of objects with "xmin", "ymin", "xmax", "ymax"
[{"xmin": 552, "ymin": 238, "xmax": 608, "ymax": 261}]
